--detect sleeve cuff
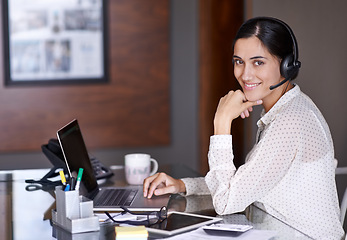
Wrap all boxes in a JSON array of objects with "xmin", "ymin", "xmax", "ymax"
[
  {"xmin": 180, "ymin": 177, "xmax": 210, "ymax": 196},
  {"xmin": 209, "ymin": 135, "xmax": 233, "ymax": 150}
]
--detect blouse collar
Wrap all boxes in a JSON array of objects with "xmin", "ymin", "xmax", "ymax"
[{"xmin": 257, "ymin": 84, "xmax": 301, "ymax": 127}]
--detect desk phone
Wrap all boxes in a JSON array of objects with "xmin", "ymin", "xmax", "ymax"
[{"xmin": 42, "ymin": 138, "xmax": 113, "ymax": 180}]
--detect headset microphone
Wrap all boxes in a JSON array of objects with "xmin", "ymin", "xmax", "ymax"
[{"xmin": 269, "ymin": 77, "xmax": 290, "ymax": 90}]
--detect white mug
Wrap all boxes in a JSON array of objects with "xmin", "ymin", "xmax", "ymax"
[{"xmin": 124, "ymin": 153, "xmax": 158, "ymax": 185}]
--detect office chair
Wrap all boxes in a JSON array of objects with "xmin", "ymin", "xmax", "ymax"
[{"xmin": 335, "ymin": 160, "xmax": 347, "ymax": 227}]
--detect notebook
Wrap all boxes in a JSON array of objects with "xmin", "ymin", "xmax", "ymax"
[{"xmin": 56, "ymin": 119, "xmax": 170, "ymax": 211}]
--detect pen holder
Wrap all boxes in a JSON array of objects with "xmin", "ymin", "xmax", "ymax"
[{"xmin": 52, "ymin": 187, "xmax": 100, "ymax": 234}]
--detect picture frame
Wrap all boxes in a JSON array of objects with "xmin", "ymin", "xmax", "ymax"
[{"xmin": 2, "ymin": 0, "xmax": 108, "ymax": 86}]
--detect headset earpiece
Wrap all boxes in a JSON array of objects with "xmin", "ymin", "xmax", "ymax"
[{"xmin": 280, "ymin": 54, "xmax": 300, "ymax": 80}]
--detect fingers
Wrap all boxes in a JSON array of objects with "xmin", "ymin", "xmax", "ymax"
[
  {"xmin": 240, "ymin": 106, "xmax": 255, "ymax": 119},
  {"xmin": 143, "ymin": 172, "xmax": 173, "ymax": 199},
  {"xmin": 240, "ymin": 94, "xmax": 262, "ymax": 118},
  {"xmin": 153, "ymin": 185, "xmax": 177, "ymax": 196},
  {"xmin": 220, "ymin": 90, "xmax": 262, "ymax": 119},
  {"xmin": 214, "ymin": 90, "xmax": 263, "ymax": 134},
  {"xmin": 147, "ymin": 173, "xmax": 167, "ymax": 198},
  {"xmin": 245, "ymin": 99, "xmax": 263, "ymax": 109},
  {"xmin": 143, "ymin": 173, "xmax": 160, "ymax": 198}
]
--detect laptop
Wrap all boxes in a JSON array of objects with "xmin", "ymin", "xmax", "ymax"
[{"xmin": 56, "ymin": 119, "xmax": 170, "ymax": 211}]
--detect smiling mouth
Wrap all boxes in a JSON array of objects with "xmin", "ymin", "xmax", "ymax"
[{"xmin": 244, "ymin": 82, "xmax": 261, "ymax": 89}]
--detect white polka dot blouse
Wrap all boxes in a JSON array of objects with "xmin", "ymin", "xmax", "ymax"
[{"xmin": 181, "ymin": 85, "xmax": 344, "ymax": 239}]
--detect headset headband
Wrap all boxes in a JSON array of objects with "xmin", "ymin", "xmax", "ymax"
[{"xmin": 251, "ymin": 16, "xmax": 300, "ymax": 66}]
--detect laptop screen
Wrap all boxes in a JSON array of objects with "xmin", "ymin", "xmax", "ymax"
[{"xmin": 57, "ymin": 119, "xmax": 98, "ymax": 197}]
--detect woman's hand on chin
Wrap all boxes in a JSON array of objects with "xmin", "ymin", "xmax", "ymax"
[{"xmin": 214, "ymin": 90, "xmax": 262, "ymax": 135}]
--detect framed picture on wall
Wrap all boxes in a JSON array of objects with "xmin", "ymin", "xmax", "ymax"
[{"xmin": 2, "ymin": 0, "xmax": 108, "ymax": 86}]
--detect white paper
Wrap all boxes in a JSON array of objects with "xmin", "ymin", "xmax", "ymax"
[
  {"xmin": 165, "ymin": 227, "xmax": 277, "ymax": 240},
  {"xmin": 203, "ymin": 223, "xmax": 253, "ymax": 232}
]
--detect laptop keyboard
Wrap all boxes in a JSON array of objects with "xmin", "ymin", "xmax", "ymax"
[{"xmin": 95, "ymin": 189, "xmax": 138, "ymax": 207}]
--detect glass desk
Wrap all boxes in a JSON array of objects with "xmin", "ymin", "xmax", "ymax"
[{"xmin": 0, "ymin": 167, "xmax": 313, "ymax": 239}]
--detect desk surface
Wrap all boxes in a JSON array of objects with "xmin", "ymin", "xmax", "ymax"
[{"xmin": 0, "ymin": 167, "xmax": 313, "ymax": 240}]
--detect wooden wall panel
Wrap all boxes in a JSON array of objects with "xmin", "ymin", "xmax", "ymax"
[
  {"xmin": 199, "ymin": 0, "xmax": 244, "ymax": 174},
  {"xmin": 0, "ymin": 0, "xmax": 169, "ymax": 152}
]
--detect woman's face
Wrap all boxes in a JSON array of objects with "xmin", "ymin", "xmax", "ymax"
[{"xmin": 233, "ymin": 36, "xmax": 286, "ymax": 111}]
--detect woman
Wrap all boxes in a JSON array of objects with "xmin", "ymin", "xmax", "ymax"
[{"xmin": 143, "ymin": 17, "xmax": 344, "ymax": 239}]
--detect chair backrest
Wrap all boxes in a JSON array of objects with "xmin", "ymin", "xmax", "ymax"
[
  {"xmin": 335, "ymin": 159, "xmax": 347, "ymax": 227},
  {"xmin": 340, "ymin": 189, "xmax": 347, "ymax": 227}
]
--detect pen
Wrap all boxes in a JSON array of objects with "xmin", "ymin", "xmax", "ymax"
[
  {"xmin": 70, "ymin": 177, "xmax": 76, "ymax": 191},
  {"xmin": 64, "ymin": 184, "xmax": 70, "ymax": 191},
  {"xmin": 75, "ymin": 168, "xmax": 84, "ymax": 191},
  {"xmin": 59, "ymin": 170, "xmax": 67, "ymax": 186}
]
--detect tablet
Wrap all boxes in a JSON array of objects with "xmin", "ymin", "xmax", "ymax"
[{"xmin": 146, "ymin": 211, "xmax": 222, "ymax": 236}]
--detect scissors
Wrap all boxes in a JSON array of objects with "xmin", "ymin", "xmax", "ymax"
[{"xmin": 25, "ymin": 179, "xmax": 61, "ymax": 192}]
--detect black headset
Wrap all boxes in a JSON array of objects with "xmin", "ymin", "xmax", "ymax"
[{"xmin": 245, "ymin": 17, "xmax": 301, "ymax": 90}]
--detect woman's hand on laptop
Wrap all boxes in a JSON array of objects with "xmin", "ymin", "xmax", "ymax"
[{"xmin": 143, "ymin": 172, "xmax": 186, "ymax": 199}]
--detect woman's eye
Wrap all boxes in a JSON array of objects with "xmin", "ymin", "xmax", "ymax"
[
  {"xmin": 234, "ymin": 59, "xmax": 243, "ymax": 65},
  {"xmin": 254, "ymin": 60, "xmax": 264, "ymax": 66}
]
